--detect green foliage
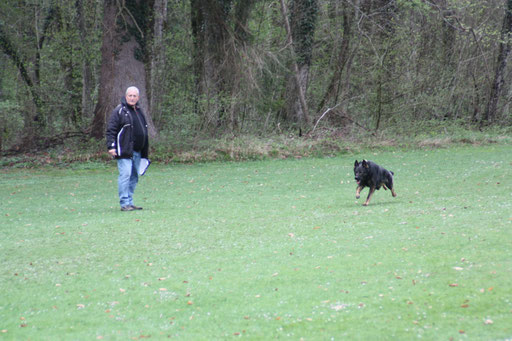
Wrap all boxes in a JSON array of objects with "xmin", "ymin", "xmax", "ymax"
[
  {"xmin": 0, "ymin": 0, "xmax": 102, "ymax": 146},
  {"xmin": 1, "ymin": 0, "xmax": 511, "ymax": 153},
  {"xmin": 1, "ymin": 146, "xmax": 511, "ymax": 338}
]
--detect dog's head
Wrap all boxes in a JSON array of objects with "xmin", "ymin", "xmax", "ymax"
[{"xmin": 354, "ymin": 160, "xmax": 370, "ymax": 185}]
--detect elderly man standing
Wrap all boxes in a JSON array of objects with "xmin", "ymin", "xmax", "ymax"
[{"xmin": 106, "ymin": 86, "xmax": 149, "ymax": 211}]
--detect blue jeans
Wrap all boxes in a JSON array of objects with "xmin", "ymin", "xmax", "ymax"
[{"xmin": 117, "ymin": 151, "xmax": 141, "ymax": 207}]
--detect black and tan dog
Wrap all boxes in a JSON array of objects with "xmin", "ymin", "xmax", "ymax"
[{"xmin": 354, "ymin": 160, "xmax": 397, "ymax": 206}]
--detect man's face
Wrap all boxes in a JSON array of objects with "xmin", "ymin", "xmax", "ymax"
[{"xmin": 125, "ymin": 89, "xmax": 139, "ymax": 106}]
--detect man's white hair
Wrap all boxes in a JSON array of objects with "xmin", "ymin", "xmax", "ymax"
[{"xmin": 125, "ymin": 86, "xmax": 140, "ymax": 95}]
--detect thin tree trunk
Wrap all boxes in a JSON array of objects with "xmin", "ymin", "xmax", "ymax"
[
  {"xmin": 317, "ymin": 0, "xmax": 353, "ymax": 113},
  {"xmin": 484, "ymin": 0, "xmax": 512, "ymax": 124},
  {"xmin": 279, "ymin": 0, "xmax": 310, "ymax": 126},
  {"xmin": 76, "ymin": 0, "xmax": 94, "ymax": 124},
  {"xmin": 149, "ymin": 0, "xmax": 167, "ymax": 126}
]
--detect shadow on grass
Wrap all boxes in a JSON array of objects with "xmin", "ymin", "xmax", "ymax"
[{"xmin": 339, "ymin": 199, "xmax": 402, "ymax": 208}]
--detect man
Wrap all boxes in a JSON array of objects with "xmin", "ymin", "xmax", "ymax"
[{"xmin": 106, "ymin": 86, "xmax": 149, "ymax": 211}]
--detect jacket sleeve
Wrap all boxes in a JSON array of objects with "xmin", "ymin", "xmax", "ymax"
[{"xmin": 106, "ymin": 105, "xmax": 121, "ymax": 150}]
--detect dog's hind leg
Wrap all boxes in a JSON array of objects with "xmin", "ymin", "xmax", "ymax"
[
  {"xmin": 387, "ymin": 174, "xmax": 397, "ymax": 197},
  {"xmin": 363, "ymin": 187, "xmax": 375, "ymax": 206}
]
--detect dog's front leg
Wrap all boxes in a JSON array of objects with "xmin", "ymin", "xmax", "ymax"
[
  {"xmin": 356, "ymin": 185, "xmax": 363, "ymax": 199},
  {"xmin": 363, "ymin": 186, "xmax": 375, "ymax": 206}
]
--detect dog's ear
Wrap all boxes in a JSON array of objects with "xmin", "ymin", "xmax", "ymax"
[
  {"xmin": 354, "ymin": 160, "xmax": 359, "ymax": 167},
  {"xmin": 362, "ymin": 160, "xmax": 369, "ymax": 168}
]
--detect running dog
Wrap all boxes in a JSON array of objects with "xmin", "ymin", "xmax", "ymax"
[{"xmin": 354, "ymin": 160, "xmax": 397, "ymax": 206}]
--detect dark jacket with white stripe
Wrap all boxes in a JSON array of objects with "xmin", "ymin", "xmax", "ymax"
[{"xmin": 106, "ymin": 97, "xmax": 149, "ymax": 159}]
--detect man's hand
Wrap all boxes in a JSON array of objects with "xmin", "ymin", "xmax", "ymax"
[{"xmin": 108, "ymin": 149, "xmax": 117, "ymax": 157}]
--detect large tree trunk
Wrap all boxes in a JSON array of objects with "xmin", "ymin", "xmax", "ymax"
[
  {"xmin": 484, "ymin": 0, "xmax": 512, "ymax": 124},
  {"xmin": 90, "ymin": 0, "xmax": 157, "ymax": 139}
]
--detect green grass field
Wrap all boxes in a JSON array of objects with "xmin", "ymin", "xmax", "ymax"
[{"xmin": 1, "ymin": 145, "xmax": 511, "ymax": 340}]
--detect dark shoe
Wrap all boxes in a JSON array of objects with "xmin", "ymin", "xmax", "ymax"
[
  {"xmin": 121, "ymin": 206, "xmax": 134, "ymax": 211},
  {"xmin": 130, "ymin": 205, "xmax": 143, "ymax": 210}
]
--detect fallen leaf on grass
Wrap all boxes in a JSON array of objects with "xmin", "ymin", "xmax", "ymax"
[
  {"xmin": 331, "ymin": 304, "xmax": 348, "ymax": 311},
  {"xmin": 77, "ymin": 304, "xmax": 85, "ymax": 309},
  {"xmin": 449, "ymin": 283, "xmax": 459, "ymax": 287}
]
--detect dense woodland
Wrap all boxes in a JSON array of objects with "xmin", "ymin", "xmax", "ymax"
[{"xmin": 1, "ymin": 0, "xmax": 511, "ymax": 154}]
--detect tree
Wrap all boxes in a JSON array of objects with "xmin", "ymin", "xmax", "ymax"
[
  {"xmin": 90, "ymin": 0, "xmax": 157, "ymax": 139},
  {"xmin": 0, "ymin": 9, "xmax": 45, "ymax": 129},
  {"xmin": 190, "ymin": 0, "xmax": 257, "ymax": 132},
  {"xmin": 484, "ymin": 0, "xmax": 512, "ymax": 124},
  {"xmin": 280, "ymin": 0, "xmax": 318, "ymax": 128},
  {"xmin": 148, "ymin": 0, "xmax": 167, "ymax": 125},
  {"xmin": 76, "ymin": 0, "xmax": 96, "ymax": 124},
  {"xmin": 317, "ymin": 0, "xmax": 355, "ymax": 114}
]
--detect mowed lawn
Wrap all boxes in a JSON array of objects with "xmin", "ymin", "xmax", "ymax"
[{"xmin": 1, "ymin": 145, "xmax": 511, "ymax": 340}]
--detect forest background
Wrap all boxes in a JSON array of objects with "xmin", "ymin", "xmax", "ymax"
[{"xmin": 1, "ymin": 0, "xmax": 511, "ymax": 164}]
